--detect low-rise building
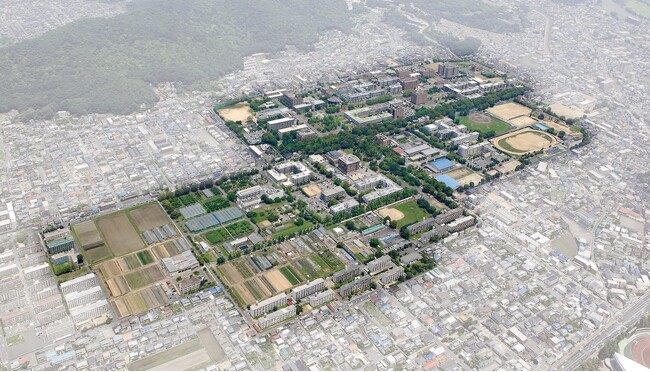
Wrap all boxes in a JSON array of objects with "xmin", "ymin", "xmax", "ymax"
[{"xmin": 161, "ymin": 251, "xmax": 200, "ymax": 277}]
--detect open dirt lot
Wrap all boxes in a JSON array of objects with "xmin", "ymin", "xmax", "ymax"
[
  {"xmin": 73, "ymin": 221, "xmax": 103, "ymax": 248},
  {"xmin": 492, "ymin": 129, "xmax": 558, "ymax": 156},
  {"xmin": 301, "ymin": 183, "xmax": 321, "ymax": 198},
  {"xmin": 487, "ymin": 102, "xmax": 532, "ymax": 121},
  {"xmin": 217, "ymin": 262, "xmax": 244, "ymax": 285},
  {"xmin": 97, "ymin": 213, "xmax": 144, "ymax": 256},
  {"xmin": 217, "ymin": 104, "xmax": 254, "ymax": 123},
  {"xmin": 548, "ymin": 103, "xmax": 584, "ymax": 119},
  {"xmin": 467, "ymin": 111, "xmax": 491, "ymax": 123},
  {"xmin": 509, "ymin": 116, "xmax": 538, "ymax": 128},
  {"xmin": 264, "ymin": 269, "xmax": 293, "ymax": 293},
  {"xmin": 445, "ymin": 167, "xmax": 483, "ymax": 186},
  {"xmin": 378, "ymin": 208, "xmax": 405, "ymax": 221},
  {"xmin": 129, "ymin": 203, "xmax": 171, "ymax": 231}
]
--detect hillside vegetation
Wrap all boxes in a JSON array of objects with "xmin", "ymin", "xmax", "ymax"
[{"xmin": 0, "ymin": 0, "xmax": 352, "ymax": 118}]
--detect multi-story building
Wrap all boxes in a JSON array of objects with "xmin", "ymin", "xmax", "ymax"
[
  {"xmin": 60, "ymin": 273, "xmax": 99, "ymax": 295},
  {"xmin": 69, "ymin": 299, "xmax": 111, "ymax": 326},
  {"xmin": 161, "ymin": 251, "xmax": 200, "ymax": 277},
  {"xmin": 332, "ymin": 265, "xmax": 363, "ymax": 283},
  {"xmin": 237, "ymin": 186, "xmax": 263, "ymax": 201},
  {"xmin": 308, "ymin": 289, "xmax": 335, "ymax": 307},
  {"xmin": 400, "ymin": 77, "xmax": 418, "ymax": 91},
  {"xmin": 406, "ymin": 217, "xmax": 437, "ymax": 235},
  {"xmin": 450, "ymin": 132, "xmax": 480, "ymax": 146},
  {"xmin": 458, "ymin": 142, "xmax": 491, "ymax": 158},
  {"xmin": 447, "ymin": 215, "xmax": 476, "ymax": 233},
  {"xmin": 330, "ymin": 199, "xmax": 359, "ymax": 214},
  {"xmin": 249, "ymin": 293, "xmax": 288, "ymax": 318},
  {"xmin": 435, "ymin": 207, "xmax": 464, "ymax": 225},
  {"xmin": 43, "ymin": 227, "xmax": 71, "ymax": 242},
  {"xmin": 378, "ymin": 266, "xmax": 405, "ymax": 285},
  {"xmin": 45, "ymin": 236, "xmax": 75, "ymax": 254},
  {"xmin": 268, "ymin": 161, "xmax": 312, "ymax": 186},
  {"xmin": 438, "ymin": 64, "xmax": 459, "ymax": 78},
  {"xmin": 64, "ymin": 286, "xmax": 104, "ymax": 309},
  {"xmin": 411, "ymin": 90, "xmax": 427, "ymax": 105},
  {"xmin": 291, "ymin": 278, "xmax": 325, "ymax": 300},
  {"xmin": 257, "ymin": 305, "xmax": 296, "ymax": 329},
  {"xmin": 337, "ymin": 154, "xmax": 361, "ymax": 174},
  {"xmin": 391, "ymin": 104, "xmax": 405, "ymax": 119},
  {"xmin": 366, "ymin": 255, "xmax": 392, "ymax": 274},
  {"xmin": 280, "ymin": 92, "xmax": 303, "ymax": 108},
  {"xmin": 338, "ymin": 275, "xmax": 372, "ymax": 297},
  {"xmin": 267, "ymin": 117, "xmax": 296, "ymax": 131},
  {"xmin": 320, "ymin": 185, "xmax": 346, "ymax": 202}
]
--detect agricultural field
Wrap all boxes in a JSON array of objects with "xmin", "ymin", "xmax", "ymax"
[
  {"xmin": 72, "ymin": 220, "xmax": 103, "ymax": 249},
  {"xmin": 279, "ymin": 266, "xmax": 302, "ymax": 285},
  {"xmin": 391, "ymin": 200, "xmax": 430, "ymax": 228},
  {"xmin": 203, "ymin": 220, "xmax": 254, "ymax": 245},
  {"xmin": 113, "ymin": 285, "xmax": 169, "ymax": 318},
  {"xmin": 444, "ymin": 166, "xmax": 483, "ymax": 186},
  {"xmin": 487, "ymin": 101, "xmax": 532, "ymax": 121},
  {"xmin": 152, "ymin": 242, "xmax": 181, "ymax": 259},
  {"xmin": 203, "ymin": 197, "xmax": 231, "ymax": 213},
  {"xmin": 83, "ymin": 245, "xmax": 112, "ymax": 263},
  {"xmin": 96, "ymin": 213, "xmax": 144, "ymax": 256},
  {"xmin": 457, "ymin": 112, "xmax": 511, "ymax": 135},
  {"xmin": 491, "ymin": 128, "xmax": 558, "ymax": 156},
  {"xmin": 124, "ymin": 265, "xmax": 165, "ymax": 290},
  {"xmin": 129, "ymin": 203, "xmax": 171, "ymax": 231},
  {"xmin": 270, "ymin": 221, "xmax": 314, "ymax": 240}
]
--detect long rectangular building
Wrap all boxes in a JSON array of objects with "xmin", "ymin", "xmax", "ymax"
[
  {"xmin": 377, "ymin": 266, "xmax": 404, "ymax": 285},
  {"xmin": 291, "ymin": 278, "xmax": 325, "ymax": 300},
  {"xmin": 366, "ymin": 255, "xmax": 392, "ymax": 274},
  {"xmin": 332, "ymin": 265, "xmax": 363, "ymax": 284},
  {"xmin": 338, "ymin": 275, "xmax": 372, "ymax": 297},
  {"xmin": 257, "ymin": 306, "xmax": 296, "ymax": 329},
  {"xmin": 308, "ymin": 289, "xmax": 336, "ymax": 307},
  {"xmin": 435, "ymin": 207, "xmax": 464, "ymax": 225},
  {"xmin": 249, "ymin": 293, "xmax": 287, "ymax": 318}
]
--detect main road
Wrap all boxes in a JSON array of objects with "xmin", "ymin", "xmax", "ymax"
[{"xmin": 553, "ymin": 291, "xmax": 650, "ymax": 370}]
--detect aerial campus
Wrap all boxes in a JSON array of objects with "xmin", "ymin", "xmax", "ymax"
[{"xmin": 1, "ymin": 2, "xmax": 650, "ymax": 370}]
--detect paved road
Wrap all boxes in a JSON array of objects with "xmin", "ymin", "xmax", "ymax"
[{"xmin": 553, "ymin": 291, "xmax": 650, "ymax": 370}]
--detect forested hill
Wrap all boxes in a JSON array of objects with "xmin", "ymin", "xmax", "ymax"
[{"xmin": 0, "ymin": 0, "xmax": 352, "ymax": 119}]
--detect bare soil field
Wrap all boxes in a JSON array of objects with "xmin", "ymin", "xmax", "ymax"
[
  {"xmin": 233, "ymin": 283, "xmax": 256, "ymax": 305},
  {"xmin": 264, "ymin": 269, "xmax": 293, "ymax": 293},
  {"xmin": 97, "ymin": 213, "xmax": 144, "ymax": 256},
  {"xmin": 467, "ymin": 111, "xmax": 491, "ymax": 123},
  {"xmin": 73, "ymin": 221, "xmax": 103, "ymax": 249},
  {"xmin": 106, "ymin": 276, "xmax": 129, "ymax": 297},
  {"xmin": 509, "ymin": 116, "xmax": 537, "ymax": 127},
  {"xmin": 97, "ymin": 260, "xmax": 121, "ymax": 280},
  {"xmin": 301, "ymin": 184, "xmax": 321, "ymax": 197},
  {"xmin": 445, "ymin": 167, "xmax": 483, "ymax": 186},
  {"xmin": 217, "ymin": 104, "xmax": 254, "ymax": 123},
  {"xmin": 217, "ymin": 262, "xmax": 244, "ymax": 285},
  {"xmin": 129, "ymin": 203, "xmax": 171, "ymax": 231},
  {"xmin": 128, "ymin": 338, "xmax": 207, "ymax": 371},
  {"xmin": 487, "ymin": 102, "xmax": 532, "ymax": 121},
  {"xmin": 152, "ymin": 244, "xmax": 171, "ymax": 259},
  {"xmin": 378, "ymin": 208, "xmax": 405, "ymax": 221},
  {"xmin": 112, "ymin": 299, "xmax": 130, "ymax": 318},
  {"xmin": 84, "ymin": 244, "xmax": 111, "ymax": 263}
]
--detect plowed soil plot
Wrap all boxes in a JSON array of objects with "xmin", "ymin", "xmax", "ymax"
[
  {"xmin": 265, "ymin": 268, "xmax": 294, "ymax": 293},
  {"xmin": 73, "ymin": 221, "xmax": 103, "ymax": 248},
  {"xmin": 97, "ymin": 213, "xmax": 144, "ymax": 256},
  {"xmin": 130, "ymin": 204, "xmax": 171, "ymax": 231}
]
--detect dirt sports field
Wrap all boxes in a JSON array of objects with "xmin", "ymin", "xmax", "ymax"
[
  {"xmin": 96, "ymin": 213, "xmax": 144, "ymax": 256},
  {"xmin": 378, "ymin": 208, "xmax": 405, "ymax": 221},
  {"xmin": 491, "ymin": 129, "xmax": 558, "ymax": 156},
  {"xmin": 217, "ymin": 103, "xmax": 254, "ymax": 123},
  {"xmin": 540, "ymin": 119, "xmax": 582, "ymax": 137},
  {"xmin": 129, "ymin": 203, "xmax": 171, "ymax": 231},
  {"xmin": 487, "ymin": 102, "xmax": 532, "ymax": 121},
  {"xmin": 509, "ymin": 116, "xmax": 538, "ymax": 128},
  {"xmin": 445, "ymin": 167, "xmax": 483, "ymax": 186}
]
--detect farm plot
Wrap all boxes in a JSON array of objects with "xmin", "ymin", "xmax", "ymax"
[
  {"xmin": 97, "ymin": 260, "xmax": 122, "ymax": 280},
  {"xmin": 232, "ymin": 284, "xmax": 257, "ymax": 306},
  {"xmin": 203, "ymin": 221, "xmax": 253, "ymax": 245},
  {"xmin": 232, "ymin": 258, "xmax": 256, "ymax": 278},
  {"xmin": 295, "ymin": 258, "xmax": 320, "ymax": 279},
  {"xmin": 279, "ymin": 266, "xmax": 302, "ymax": 286},
  {"xmin": 265, "ymin": 268, "xmax": 295, "ymax": 292},
  {"xmin": 96, "ymin": 213, "xmax": 144, "ymax": 256},
  {"xmin": 216, "ymin": 262, "xmax": 245, "ymax": 285},
  {"xmin": 106, "ymin": 276, "xmax": 130, "ymax": 297},
  {"xmin": 258, "ymin": 275, "xmax": 277, "ymax": 294},
  {"xmin": 125, "ymin": 265, "xmax": 164, "ymax": 290},
  {"xmin": 121, "ymin": 255, "xmax": 141, "ymax": 271},
  {"xmin": 152, "ymin": 244, "xmax": 172, "ymax": 259},
  {"xmin": 72, "ymin": 220, "xmax": 103, "ymax": 249},
  {"xmin": 129, "ymin": 203, "xmax": 171, "ymax": 231},
  {"xmin": 137, "ymin": 250, "xmax": 154, "ymax": 265},
  {"xmin": 203, "ymin": 197, "xmax": 231, "ymax": 213}
]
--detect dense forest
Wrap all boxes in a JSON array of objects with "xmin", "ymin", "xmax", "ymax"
[{"xmin": 0, "ymin": 0, "xmax": 352, "ymax": 118}]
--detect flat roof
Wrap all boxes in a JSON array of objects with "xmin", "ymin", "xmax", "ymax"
[
  {"xmin": 435, "ymin": 175, "xmax": 462, "ymax": 190},
  {"xmin": 430, "ymin": 158, "xmax": 453, "ymax": 171}
]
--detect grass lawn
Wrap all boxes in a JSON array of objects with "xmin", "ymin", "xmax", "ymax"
[
  {"xmin": 279, "ymin": 266, "xmax": 301, "ymax": 285},
  {"xmin": 6, "ymin": 334, "xmax": 24, "ymax": 346},
  {"xmin": 125, "ymin": 272, "xmax": 148, "ymax": 289},
  {"xmin": 393, "ymin": 200, "xmax": 430, "ymax": 228},
  {"xmin": 457, "ymin": 115, "xmax": 511, "ymax": 136},
  {"xmin": 270, "ymin": 221, "xmax": 314, "ymax": 240}
]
